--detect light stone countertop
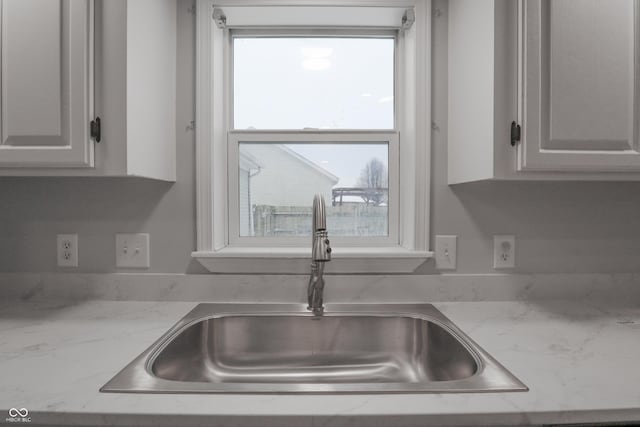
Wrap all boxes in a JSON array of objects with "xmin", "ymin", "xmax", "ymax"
[{"xmin": 1, "ymin": 299, "xmax": 639, "ymax": 427}]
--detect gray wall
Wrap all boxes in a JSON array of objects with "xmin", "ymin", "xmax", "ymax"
[{"xmin": 2, "ymin": 0, "xmax": 640, "ymax": 275}]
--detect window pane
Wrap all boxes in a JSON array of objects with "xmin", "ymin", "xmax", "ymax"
[
  {"xmin": 239, "ymin": 143, "xmax": 388, "ymax": 237},
  {"xmin": 233, "ymin": 37, "xmax": 395, "ymax": 130}
]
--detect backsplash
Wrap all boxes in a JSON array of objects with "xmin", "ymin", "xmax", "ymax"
[
  {"xmin": 2, "ymin": 0, "xmax": 640, "ymax": 276},
  {"xmin": 2, "ymin": 272, "xmax": 640, "ymax": 303}
]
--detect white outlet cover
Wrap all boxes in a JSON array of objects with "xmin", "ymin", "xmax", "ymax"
[
  {"xmin": 57, "ymin": 234, "xmax": 78, "ymax": 267},
  {"xmin": 493, "ymin": 235, "xmax": 515, "ymax": 269},
  {"xmin": 116, "ymin": 233, "xmax": 150, "ymax": 268},
  {"xmin": 435, "ymin": 235, "xmax": 457, "ymax": 270}
]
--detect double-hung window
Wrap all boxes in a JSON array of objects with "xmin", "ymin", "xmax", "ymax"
[{"xmin": 194, "ymin": 1, "xmax": 432, "ymax": 273}]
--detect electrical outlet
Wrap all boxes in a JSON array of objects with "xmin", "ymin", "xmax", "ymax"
[
  {"xmin": 493, "ymin": 235, "xmax": 515, "ymax": 269},
  {"xmin": 116, "ymin": 233, "xmax": 150, "ymax": 268},
  {"xmin": 57, "ymin": 234, "xmax": 78, "ymax": 267},
  {"xmin": 435, "ymin": 235, "xmax": 457, "ymax": 270}
]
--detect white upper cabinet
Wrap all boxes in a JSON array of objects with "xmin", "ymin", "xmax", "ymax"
[
  {"xmin": 520, "ymin": 0, "xmax": 640, "ymax": 172},
  {"xmin": 0, "ymin": 0, "xmax": 94, "ymax": 167},
  {"xmin": 0, "ymin": 0, "xmax": 176, "ymax": 181},
  {"xmin": 448, "ymin": 0, "xmax": 640, "ymax": 182}
]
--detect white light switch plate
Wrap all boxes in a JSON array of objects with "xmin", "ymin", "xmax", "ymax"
[
  {"xmin": 116, "ymin": 233, "xmax": 150, "ymax": 268},
  {"xmin": 435, "ymin": 235, "xmax": 457, "ymax": 270}
]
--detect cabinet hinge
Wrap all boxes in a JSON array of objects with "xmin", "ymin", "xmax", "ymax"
[
  {"xmin": 90, "ymin": 117, "xmax": 101, "ymax": 143},
  {"xmin": 510, "ymin": 121, "xmax": 521, "ymax": 147}
]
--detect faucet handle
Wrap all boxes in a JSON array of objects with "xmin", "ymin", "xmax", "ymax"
[{"xmin": 312, "ymin": 230, "xmax": 332, "ymax": 262}]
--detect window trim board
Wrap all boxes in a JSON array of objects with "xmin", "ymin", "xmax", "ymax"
[{"xmin": 194, "ymin": 0, "xmax": 432, "ymax": 273}]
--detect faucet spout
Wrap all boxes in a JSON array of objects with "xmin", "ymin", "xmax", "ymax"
[
  {"xmin": 308, "ymin": 194, "xmax": 331, "ymax": 316},
  {"xmin": 307, "ymin": 263, "xmax": 325, "ymax": 316}
]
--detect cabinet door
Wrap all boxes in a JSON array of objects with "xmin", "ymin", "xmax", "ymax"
[
  {"xmin": 0, "ymin": 0, "xmax": 93, "ymax": 168},
  {"xmin": 519, "ymin": 0, "xmax": 640, "ymax": 172}
]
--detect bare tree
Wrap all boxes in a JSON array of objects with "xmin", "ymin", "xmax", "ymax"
[{"xmin": 357, "ymin": 158, "xmax": 388, "ymax": 206}]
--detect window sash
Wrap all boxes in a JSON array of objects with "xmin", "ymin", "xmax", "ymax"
[
  {"xmin": 228, "ymin": 29, "xmax": 399, "ymax": 131},
  {"xmin": 227, "ymin": 130, "xmax": 400, "ymax": 247},
  {"xmin": 226, "ymin": 28, "xmax": 401, "ymax": 248}
]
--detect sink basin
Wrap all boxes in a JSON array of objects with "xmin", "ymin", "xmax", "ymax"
[{"xmin": 101, "ymin": 304, "xmax": 527, "ymax": 393}]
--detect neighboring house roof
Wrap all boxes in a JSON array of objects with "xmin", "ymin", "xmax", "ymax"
[
  {"xmin": 275, "ymin": 144, "xmax": 339, "ymax": 185},
  {"xmin": 239, "ymin": 144, "xmax": 338, "ymax": 184},
  {"xmin": 239, "ymin": 149, "xmax": 261, "ymax": 172}
]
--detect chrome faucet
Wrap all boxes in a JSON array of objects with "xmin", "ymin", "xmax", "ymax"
[{"xmin": 308, "ymin": 194, "xmax": 331, "ymax": 316}]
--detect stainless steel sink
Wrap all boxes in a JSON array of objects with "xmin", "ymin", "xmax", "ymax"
[{"xmin": 101, "ymin": 304, "xmax": 527, "ymax": 393}]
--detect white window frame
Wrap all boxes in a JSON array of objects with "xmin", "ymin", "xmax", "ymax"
[{"xmin": 193, "ymin": 0, "xmax": 432, "ymax": 273}]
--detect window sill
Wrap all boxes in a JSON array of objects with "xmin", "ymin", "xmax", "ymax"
[{"xmin": 192, "ymin": 247, "xmax": 433, "ymax": 273}]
